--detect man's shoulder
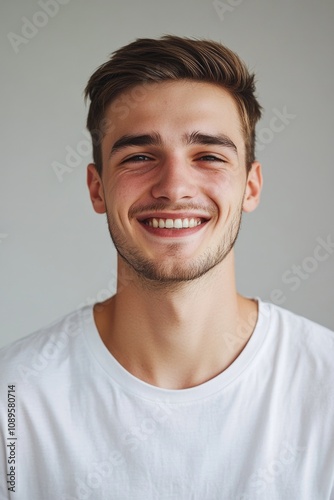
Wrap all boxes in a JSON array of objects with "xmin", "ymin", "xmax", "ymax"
[
  {"xmin": 0, "ymin": 306, "xmax": 90, "ymax": 383},
  {"xmin": 261, "ymin": 301, "xmax": 334, "ymax": 336},
  {"xmin": 259, "ymin": 301, "xmax": 334, "ymax": 414},
  {"xmin": 261, "ymin": 299, "xmax": 334, "ymax": 373},
  {"xmin": 264, "ymin": 299, "xmax": 334, "ymax": 341}
]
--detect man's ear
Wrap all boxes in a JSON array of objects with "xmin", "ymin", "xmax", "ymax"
[
  {"xmin": 243, "ymin": 161, "xmax": 263, "ymax": 213},
  {"xmin": 87, "ymin": 163, "xmax": 106, "ymax": 214}
]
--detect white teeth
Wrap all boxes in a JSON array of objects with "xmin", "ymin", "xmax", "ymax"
[{"xmin": 146, "ymin": 217, "xmax": 203, "ymax": 229}]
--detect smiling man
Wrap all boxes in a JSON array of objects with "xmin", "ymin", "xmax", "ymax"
[
  {"xmin": 86, "ymin": 73, "xmax": 262, "ymax": 390},
  {"xmin": 1, "ymin": 36, "xmax": 334, "ymax": 500}
]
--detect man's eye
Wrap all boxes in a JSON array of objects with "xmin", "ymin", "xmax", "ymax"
[
  {"xmin": 122, "ymin": 155, "xmax": 152, "ymax": 163},
  {"xmin": 198, "ymin": 155, "xmax": 225, "ymax": 162}
]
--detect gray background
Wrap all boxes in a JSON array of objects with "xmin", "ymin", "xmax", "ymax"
[{"xmin": 1, "ymin": 0, "xmax": 333, "ymax": 348}]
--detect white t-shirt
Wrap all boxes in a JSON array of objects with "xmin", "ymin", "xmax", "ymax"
[{"xmin": 0, "ymin": 299, "xmax": 333, "ymax": 500}]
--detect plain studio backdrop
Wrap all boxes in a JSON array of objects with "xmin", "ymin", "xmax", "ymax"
[{"xmin": 1, "ymin": 0, "xmax": 333, "ymax": 348}]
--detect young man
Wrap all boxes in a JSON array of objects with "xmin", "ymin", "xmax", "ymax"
[{"xmin": 1, "ymin": 36, "xmax": 333, "ymax": 500}]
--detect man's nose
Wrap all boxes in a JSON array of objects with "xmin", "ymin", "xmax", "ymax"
[{"xmin": 150, "ymin": 157, "xmax": 199, "ymax": 202}]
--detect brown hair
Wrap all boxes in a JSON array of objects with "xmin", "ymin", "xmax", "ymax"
[{"xmin": 84, "ymin": 35, "xmax": 262, "ymax": 175}]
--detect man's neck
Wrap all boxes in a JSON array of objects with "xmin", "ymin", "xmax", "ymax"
[{"xmin": 93, "ymin": 251, "xmax": 258, "ymax": 390}]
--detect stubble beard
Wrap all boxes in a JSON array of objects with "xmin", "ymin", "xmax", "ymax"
[{"xmin": 105, "ymin": 203, "xmax": 244, "ymax": 287}]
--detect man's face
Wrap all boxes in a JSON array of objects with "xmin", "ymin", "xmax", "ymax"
[{"xmin": 88, "ymin": 80, "xmax": 261, "ymax": 283}]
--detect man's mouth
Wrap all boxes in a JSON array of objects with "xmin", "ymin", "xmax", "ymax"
[{"xmin": 142, "ymin": 217, "xmax": 204, "ymax": 229}]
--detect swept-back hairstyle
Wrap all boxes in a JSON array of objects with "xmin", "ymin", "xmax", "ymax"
[{"xmin": 84, "ymin": 35, "xmax": 262, "ymax": 175}]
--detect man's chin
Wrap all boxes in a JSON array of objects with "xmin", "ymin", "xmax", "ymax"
[{"xmin": 119, "ymin": 252, "xmax": 226, "ymax": 286}]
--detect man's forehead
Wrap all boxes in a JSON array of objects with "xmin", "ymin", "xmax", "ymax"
[{"xmin": 106, "ymin": 79, "xmax": 240, "ymax": 116}]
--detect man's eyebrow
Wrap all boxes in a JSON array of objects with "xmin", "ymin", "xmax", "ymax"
[
  {"xmin": 185, "ymin": 131, "xmax": 238, "ymax": 154},
  {"xmin": 109, "ymin": 133, "xmax": 162, "ymax": 159},
  {"xmin": 109, "ymin": 131, "xmax": 238, "ymax": 159}
]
